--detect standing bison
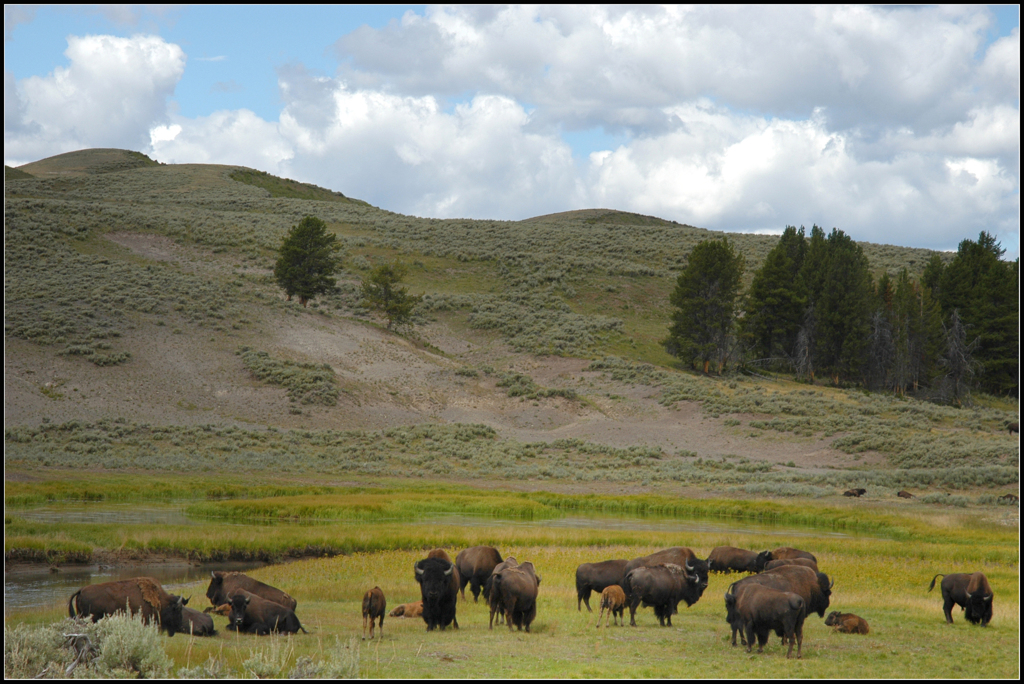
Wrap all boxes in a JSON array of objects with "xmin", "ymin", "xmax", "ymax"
[
  {"xmin": 492, "ymin": 561, "xmax": 541, "ymax": 632},
  {"xmin": 68, "ymin": 577, "xmax": 187, "ymax": 636},
  {"xmin": 707, "ymin": 546, "xmax": 772, "ymax": 574},
  {"xmin": 227, "ymin": 589, "xmax": 307, "ymax": 635},
  {"xmin": 770, "ymin": 547, "xmax": 818, "ymax": 564},
  {"xmin": 414, "ymin": 556, "xmax": 459, "ymax": 631},
  {"xmin": 928, "ymin": 573, "xmax": 994, "ymax": 626},
  {"xmin": 206, "ymin": 572, "xmax": 296, "ymax": 611},
  {"xmin": 623, "ymin": 563, "xmax": 705, "ymax": 627},
  {"xmin": 726, "ymin": 583, "xmax": 806, "ymax": 658},
  {"xmin": 455, "ymin": 546, "xmax": 503, "ymax": 602},
  {"xmin": 764, "ymin": 558, "xmax": 819, "ymax": 573},
  {"xmin": 596, "ymin": 585, "xmax": 627, "ymax": 628},
  {"xmin": 362, "ymin": 586, "xmax": 386, "ymax": 639},
  {"xmin": 731, "ymin": 565, "xmax": 833, "ymax": 618},
  {"xmin": 825, "ymin": 611, "xmax": 870, "ymax": 634},
  {"xmin": 487, "ymin": 557, "xmax": 519, "ymax": 628},
  {"xmin": 575, "ymin": 559, "xmax": 629, "ymax": 612}
]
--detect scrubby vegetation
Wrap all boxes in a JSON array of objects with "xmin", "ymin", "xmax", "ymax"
[{"xmin": 237, "ymin": 347, "xmax": 340, "ymax": 405}]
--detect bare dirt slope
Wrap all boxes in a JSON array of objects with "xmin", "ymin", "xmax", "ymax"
[{"xmin": 4, "ymin": 233, "xmax": 854, "ymax": 469}]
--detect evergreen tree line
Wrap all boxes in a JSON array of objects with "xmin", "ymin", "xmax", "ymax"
[{"xmin": 665, "ymin": 227, "xmax": 1019, "ymax": 401}]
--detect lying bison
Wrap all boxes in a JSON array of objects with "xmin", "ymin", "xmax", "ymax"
[
  {"xmin": 825, "ymin": 611, "xmax": 869, "ymax": 634},
  {"xmin": 843, "ymin": 488, "xmax": 867, "ymax": 498},
  {"xmin": 414, "ymin": 556, "xmax": 459, "ymax": 631},
  {"xmin": 897, "ymin": 490, "xmax": 915, "ymax": 499},
  {"xmin": 68, "ymin": 577, "xmax": 186, "ymax": 636},
  {"xmin": 181, "ymin": 605, "xmax": 217, "ymax": 636},
  {"xmin": 455, "ymin": 546, "xmax": 503, "ymax": 602},
  {"xmin": 575, "ymin": 559, "xmax": 629, "ymax": 612},
  {"xmin": 726, "ymin": 583, "xmax": 806, "ymax": 658},
  {"xmin": 206, "ymin": 572, "xmax": 296, "ymax": 611},
  {"xmin": 362, "ymin": 586, "xmax": 386, "ymax": 640},
  {"xmin": 493, "ymin": 561, "xmax": 541, "ymax": 632},
  {"xmin": 707, "ymin": 546, "xmax": 772, "ymax": 574},
  {"xmin": 764, "ymin": 558, "xmax": 819, "ymax": 573},
  {"xmin": 389, "ymin": 601, "xmax": 423, "ymax": 618},
  {"xmin": 596, "ymin": 585, "xmax": 627, "ymax": 628},
  {"xmin": 929, "ymin": 572, "xmax": 994, "ymax": 626},
  {"xmin": 228, "ymin": 589, "xmax": 307, "ymax": 635}
]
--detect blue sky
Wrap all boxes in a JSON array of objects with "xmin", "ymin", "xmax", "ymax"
[{"xmin": 5, "ymin": 5, "xmax": 1019, "ymax": 257}]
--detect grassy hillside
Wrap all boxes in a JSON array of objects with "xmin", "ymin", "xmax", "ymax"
[{"xmin": 4, "ymin": 148, "xmax": 1016, "ymax": 497}]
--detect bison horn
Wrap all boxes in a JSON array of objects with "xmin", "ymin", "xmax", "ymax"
[
  {"xmin": 414, "ymin": 562, "xmax": 424, "ymax": 576},
  {"xmin": 244, "ymin": 596, "xmax": 251, "ymax": 605},
  {"xmin": 443, "ymin": 565, "xmax": 453, "ymax": 577},
  {"xmin": 183, "ymin": 595, "xmax": 190, "ymax": 605},
  {"xmin": 685, "ymin": 560, "xmax": 694, "ymax": 572},
  {"xmin": 829, "ymin": 577, "xmax": 835, "ymax": 590},
  {"xmin": 965, "ymin": 590, "xmax": 972, "ymax": 600}
]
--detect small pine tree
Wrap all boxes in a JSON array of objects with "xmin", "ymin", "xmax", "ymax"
[
  {"xmin": 273, "ymin": 216, "xmax": 342, "ymax": 307},
  {"xmin": 361, "ymin": 261, "xmax": 422, "ymax": 330},
  {"xmin": 664, "ymin": 238, "xmax": 744, "ymax": 374}
]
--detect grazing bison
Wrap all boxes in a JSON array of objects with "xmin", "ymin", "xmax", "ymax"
[
  {"xmin": 825, "ymin": 611, "xmax": 869, "ymax": 634},
  {"xmin": 707, "ymin": 546, "xmax": 772, "ymax": 574},
  {"xmin": 726, "ymin": 584, "xmax": 806, "ymax": 658},
  {"xmin": 362, "ymin": 586, "xmax": 386, "ymax": 640},
  {"xmin": 928, "ymin": 573, "xmax": 994, "ymax": 626},
  {"xmin": 897, "ymin": 490, "xmax": 914, "ymax": 499},
  {"xmin": 1007, "ymin": 422, "xmax": 1018, "ymax": 434},
  {"xmin": 492, "ymin": 561, "xmax": 541, "ymax": 632},
  {"xmin": 389, "ymin": 601, "xmax": 423, "ymax": 618},
  {"xmin": 487, "ymin": 557, "xmax": 519, "ymax": 628},
  {"xmin": 414, "ymin": 556, "xmax": 459, "ymax": 631},
  {"xmin": 227, "ymin": 589, "xmax": 307, "ymax": 635},
  {"xmin": 770, "ymin": 547, "xmax": 817, "ymax": 564},
  {"xmin": 732, "ymin": 564, "xmax": 833, "ymax": 618},
  {"xmin": 764, "ymin": 558, "xmax": 819, "ymax": 573},
  {"xmin": 843, "ymin": 488, "xmax": 867, "ymax": 497},
  {"xmin": 181, "ymin": 605, "xmax": 217, "ymax": 636},
  {"xmin": 206, "ymin": 572, "xmax": 296, "ymax": 611},
  {"xmin": 455, "ymin": 546, "xmax": 503, "ymax": 602},
  {"xmin": 596, "ymin": 585, "xmax": 627, "ymax": 628},
  {"xmin": 998, "ymin": 493, "xmax": 1019, "ymax": 504},
  {"xmin": 623, "ymin": 563, "xmax": 705, "ymax": 627},
  {"xmin": 68, "ymin": 577, "xmax": 187, "ymax": 636},
  {"xmin": 575, "ymin": 559, "xmax": 629, "ymax": 612}
]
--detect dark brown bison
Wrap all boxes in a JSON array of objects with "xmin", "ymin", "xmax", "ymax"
[
  {"xmin": 928, "ymin": 572, "xmax": 994, "ymax": 626},
  {"xmin": 764, "ymin": 558, "xmax": 819, "ymax": 572},
  {"xmin": 623, "ymin": 563, "xmax": 704, "ymax": 627},
  {"xmin": 998, "ymin": 493, "xmax": 1019, "ymax": 504},
  {"xmin": 770, "ymin": 547, "xmax": 818, "ymax": 564},
  {"xmin": 732, "ymin": 564, "xmax": 833, "ymax": 618},
  {"xmin": 389, "ymin": 601, "xmax": 423, "ymax": 618},
  {"xmin": 455, "ymin": 546, "xmax": 503, "ymax": 602},
  {"xmin": 181, "ymin": 605, "xmax": 217, "ymax": 636},
  {"xmin": 492, "ymin": 561, "xmax": 541, "ymax": 632},
  {"xmin": 227, "ymin": 589, "xmax": 307, "ymax": 635},
  {"xmin": 362, "ymin": 586, "xmax": 386, "ymax": 639},
  {"xmin": 414, "ymin": 556, "xmax": 459, "ymax": 631},
  {"xmin": 707, "ymin": 546, "xmax": 772, "ymax": 574},
  {"xmin": 623, "ymin": 548, "xmax": 709, "ymax": 623},
  {"xmin": 843, "ymin": 488, "xmax": 867, "ymax": 497},
  {"xmin": 897, "ymin": 490, "xmax": 914, "ymax": 499},
  {"xmin": 487, "ymin": 557, "xmax": 519, "ymax": 628},
  {"xmin": 596, "ymin": 585, "xmax": 626, "ymax": 628},
  {"xmin": 206, "ymin": 571, "xmax": 296, "ymax": 611},
  {"xmin": 575, "ymin": 559, "xmax": 629, "ymax": 611},
  {"xmin": 725, "ymin": 583, "xmax": 806, "ymax": 658},
  {"xmin": 1007, "ymin": 421, "xmax": 1019, "ymax": 434},
  {"xmin": 68, "ymin": 577, "xmax": 187, "ymax": 636},
  {"xmin": 825, "ymin": 611, "xmax": 869, "ymax": 634}
]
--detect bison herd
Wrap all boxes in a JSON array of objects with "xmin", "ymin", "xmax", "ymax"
[{"xmin": 64, "ymin": 544, "xmax": 997, "ymax": 659}]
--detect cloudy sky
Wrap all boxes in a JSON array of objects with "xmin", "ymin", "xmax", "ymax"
[{"xmin": 5, "ymin": 5, "xmax": 1020, "ymax": 256}]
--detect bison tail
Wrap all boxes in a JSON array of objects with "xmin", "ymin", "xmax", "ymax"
[
  {"xmin": 927, "ymin": 574, "xmax": 944, "ymax": 592},
  {"xmin": 68, "ymin": 590, "xmax": 81, "ymax": 618}
]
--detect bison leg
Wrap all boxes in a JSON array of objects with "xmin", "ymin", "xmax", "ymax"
[
  {"xmin": 362, "ymin": 614, "xmax": 368, "ymax": 639},
  {"xmin": 579, "ymin": 590, "xmax": 593, "ymax": 612},
  {"xmin": 378, "ymin": 614, "xmax": 384, "ymax": 638},
  {"xmin": 628, "ymin": 598, "xmax": 640, "ymax": 627},
  {"xmin": 596, "ymin": 605, "xmax": 605, "ymax": 629},
  {"xmin": 942, "ymin": 596, "xmax": 956, "ymax": 624},
  {"xmin": 744, "ymin": 623, "xmax": 755, "ymax": 653}
]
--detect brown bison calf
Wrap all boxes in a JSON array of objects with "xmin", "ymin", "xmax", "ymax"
[
  {"xmin": 596, "ymin": 585, "xmax": 626, "ymax": 628},
  {"xmin": 362, "ymin": 586, "xmax": 386, "ymax": 639},
  {"xmin": 389, "ymin": 600, "xmax": 423, "ymax": 618},
  {"xmin": 825, "ymin": 611, "xmax": 869, "ymax": 634}
]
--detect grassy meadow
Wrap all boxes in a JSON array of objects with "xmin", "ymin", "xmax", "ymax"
[{"xmin": 4, "ymin": 479, "xmax": 1019, "ymax": 678}]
